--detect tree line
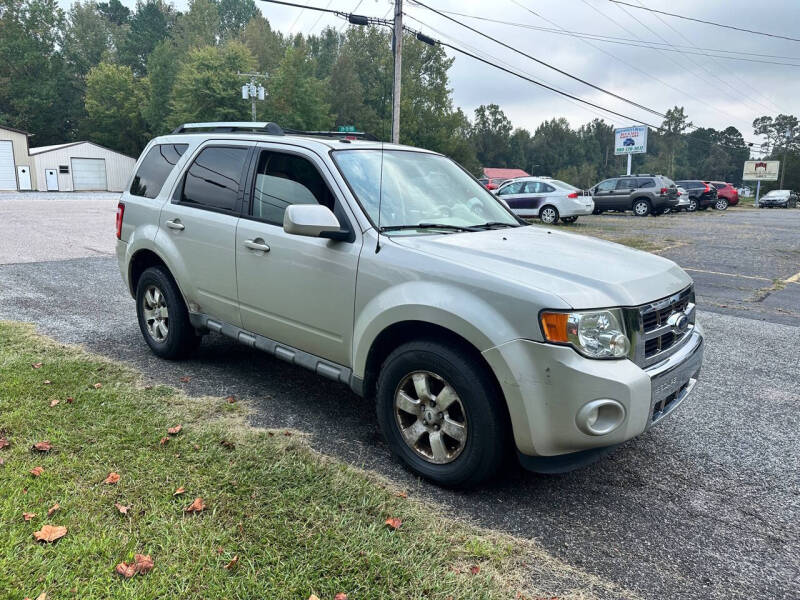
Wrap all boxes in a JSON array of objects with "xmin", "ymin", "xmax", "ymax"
[{"xmin": 1, "ymin": 0, "xmax": 796, "ymax": 189}]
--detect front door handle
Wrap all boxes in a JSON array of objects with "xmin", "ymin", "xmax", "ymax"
[
  {"xmin": 244, "ymin": 238, "xmax": 270, "ymax": 253},
  {"xmin": 165, "ymin": 219, "xmax": 185, "ymax": 231}
]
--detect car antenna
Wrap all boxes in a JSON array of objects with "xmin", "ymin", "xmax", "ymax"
[{"xmin": 375, "ymin": 141, "xmax": 385, "ymax": 253}]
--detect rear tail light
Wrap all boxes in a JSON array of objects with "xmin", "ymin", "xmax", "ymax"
[
  {"xmin": 567, "ymin": 192, "xmax": 579, "ymax": 198},
  {"xmin": 660, "ymin": 187, "xmax": 668, "ymax": 195},
  {"xmin": 116, "ymin": 202, "xmax": 125, "ymax": 239},
  {"xmin": 703, "ymin": 183, "xmax": 710, "ymax": 192}
]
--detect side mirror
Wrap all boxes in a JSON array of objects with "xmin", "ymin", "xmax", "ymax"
[{"xmin": 283, "ymin": 204, "xmax": 342, "ymax": 238}]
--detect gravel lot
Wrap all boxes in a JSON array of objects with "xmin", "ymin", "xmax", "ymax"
[{"xmin": 0, "ymin": 193, "xmax": 798, "ymax": 599}]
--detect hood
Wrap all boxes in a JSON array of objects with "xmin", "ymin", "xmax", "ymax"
[{"xmin": 390, "ymin": 226, "xmax": 692, "ymax": 308}]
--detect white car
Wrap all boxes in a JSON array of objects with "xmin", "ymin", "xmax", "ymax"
[
  {"xmin": 495, "ymin": 177, "xmax": 594, "ymax": 223},
  {"xmin": 665, "ymin": 186, "xmax": 691, "ymax": 213}
]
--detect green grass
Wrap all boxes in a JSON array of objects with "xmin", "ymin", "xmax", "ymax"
[{"xmin": 0, "ymin": 322, "xmax": 554, "ymax": 600}]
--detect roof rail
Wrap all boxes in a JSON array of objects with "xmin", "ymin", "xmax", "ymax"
[
  {"xmin": 282, "ymin": 129, "xmax": 379, "ymax": 141},
  {"xmin": 170, "ymin": 122, "xmax": 285, "ymax": 135}
]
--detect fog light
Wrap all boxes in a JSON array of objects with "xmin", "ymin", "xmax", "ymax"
[{"xmin": 576, "ymin": 399, "xmax": 626, "ymax": 436}]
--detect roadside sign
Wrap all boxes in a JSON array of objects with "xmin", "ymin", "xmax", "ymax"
[
  {"xmin": 742, "ymin": 160, "xmax": 779, "ymax": 181},
  {"xmin": 337, "ymin": 125, "xmax": 356, "ymax": 132},
  {"xmin": 614, "ymin": 126, "xmax": 648, "ymax": 155}
]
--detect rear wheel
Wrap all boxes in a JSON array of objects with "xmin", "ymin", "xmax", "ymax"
[
  {"xmin": 136, "ymin": 266, "xmax": 200, "ymax": 359},
  {"xmin": 376, "ymin": 340, "xmax": 509, "ymax": 488},
  {"xmin": 539, "ymin": 205, "xmax": 559, "ymax": 224},
  {"xmin": 632, "ymin": 198, "xmax": 651, "ymax": 216},
  {"xmin": 714, "ymin": 198, "xmax": 729, "ymax": 210}
]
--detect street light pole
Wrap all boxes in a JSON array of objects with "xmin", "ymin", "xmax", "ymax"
[{"xmin": 391, "ymin": 0, "xmax": 403, "ymax": 144}]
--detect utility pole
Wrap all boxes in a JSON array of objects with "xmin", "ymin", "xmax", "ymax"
[
  {"xmin": 780, "ymin": 127, "xmax": 793, "ymax": 189},
  {"xmin": 239, "ymin": 72, "xmax": 266, "ymax": 121},
  {"xmin": 391, "ymin": 0, "xmax": 403, "ymax": 144}
]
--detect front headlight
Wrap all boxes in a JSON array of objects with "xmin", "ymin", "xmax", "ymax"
[{"xmin": 540, "ymin": 309, "xmax": 630, "ymax": 359}]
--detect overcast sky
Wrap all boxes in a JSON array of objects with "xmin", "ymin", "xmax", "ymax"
[{"xmin": 65, "ymin": 0, "xmax": 800, "ymax": 146}]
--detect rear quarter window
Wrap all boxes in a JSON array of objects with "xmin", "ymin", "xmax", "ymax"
[{"xmin": 129, "ymin": 144, "xmax": 188, "ymax": 199}]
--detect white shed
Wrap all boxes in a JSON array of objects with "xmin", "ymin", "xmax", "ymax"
[
  {"xmin": 29, "ymin": 141, "xmax": 136, "ymax": 192},
  {"xmin": 0, "ymin": 124, "xmax": 37, "ymax": 191}
]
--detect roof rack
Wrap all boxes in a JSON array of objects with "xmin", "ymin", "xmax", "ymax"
[
  {"xmin": 170, "ymin": 122, "xmax": 285, "ymax": 135},
  {"xmin": 283, "ymin": 129, "xmax": 379, "ymax": 141}
]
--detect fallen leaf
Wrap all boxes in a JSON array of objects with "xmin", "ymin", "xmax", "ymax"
[
  {"xmin": 334, "ymin": 594, "xmax": 348, "ymax": 600},
  {"xmin": 0, "ymin": 437, "xmax": 9, "ymax": 449},
  {"xmin": 220, "ymin": 440, "xmax": 235, "ymax": 449},
  {"xmin": 33, "ymin": 524, "xmax": 67, "ymax": 543},
  {"xmin": 179, "ymin": 376, "xmax": 191, "ymax": 383},
  {"xmin": 470, "ymin": 565, "xmax": 480, "ymax": 575},
  {"xmin": 36, "ymin": 593, "xmax": 47, "ymax": 600},
  {"xmin": 143, "ymin": 385, "xmax": 153, "ymax": 390},
  {"xmin": 32, "ymin": 362, "xmax": 43, "ymax": 369},
  {"xmin": 114, "ymin": 502, "xmax": 129, "ymax": 515},
  {"xmin": 92, "ymin": 382, "xmax": 102, "ymax": 389},
  {"xmin": 47, "ymin": 503, "xmax": 60, "ymax": 516},
  {"xmin": 192, "ymin": 444, "xmax": 200, "ymax": 450},
  {"xmin": 216, "ymin": 547, "xmax": 224, "ymax": 554},
  {"xmin": 103, "ymin": 472, "xmax": 120, "ymax": 485},
  {"xmin": 0, "ymin": 457, "xmax": 5, "ymax": 466},
  {"xmin": 185, "ymin": 497, "xmax": 206, "ymax": 513},
  {"xmin": 159, "ymin": 437, "xmax": 169, "ymax": 446},
  {"xmin": 167, "ymin": 425, "xmax": 182, "ymax": 435},
  {"xmin": 23, "ymin": 512, "xmax": 37, "ymax": 521},
  {"xmin": 115, "ymin": 553, "xmax": 154, "ymax": 578},
  {"xmin": 223, "ymin": 555, "xmax": 239, "ymax": 570},
  {"xmin": 49, "ymin": 399, "xmax": 60, "ymax": 408},
  {"xmin": 283, "ymin": 431, "xmax": 292, "ymax": 436},
  {"xmin": 385, "ymin": 517, "xmax": 402, "ymax": 530},
  {"xmin": 173, "ymin": 486, "xmax": 186, "ymax": 496},
  {"xmin": 30, "ymin": 466, "xmax": 44, "ymax": 477},
  {"xmin": 66, "ymin": 397, "xmax": 74, "ymax": 404},
  {"xmin": 395, "ymin": 491, "xmax": 408, "ymax": 499},
  {"xmin": 43, "ymin": 380, "xmax": 52, "ymax": 385},
  {"xmin": 32, "ymin": 441, "xmax": 52, "ymax": 452},
  {"xmin": 267, "ymin": 432, "xmax": 274, "ymax": 437}
]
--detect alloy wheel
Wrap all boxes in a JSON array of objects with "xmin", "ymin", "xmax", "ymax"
[
  {"xmin": 142, "ymin": 285, "xmax": 169, "ymax": 343},
  {"xmin": 394, "ymin": 371, "xmax": 468, "ymax": 464},
  {"xmin": 633, "ymin": 201, "xmax": 649, "ymax": 216},
  {"xmin": 688, "ymin": 199, "xmax": 697, "ymax": 212},
  {"xmin": 715, "ymin": 199, "xmax": 728, "ymax": 210},
  {"xmin": 540, "ymin": 207, "xmax": 557, "ymax": 224}
]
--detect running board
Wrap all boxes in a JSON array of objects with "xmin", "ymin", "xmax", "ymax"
[{"xmin": 189, "ymin": 313, "xmax": 354, "ymax": 387}]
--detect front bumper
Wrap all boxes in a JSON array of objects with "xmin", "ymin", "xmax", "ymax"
[{"xmin": 482, "ymin": 324, "xmax": 703, "ymax": 458}]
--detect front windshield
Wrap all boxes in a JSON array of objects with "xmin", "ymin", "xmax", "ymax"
[{"xmin": 332, "ymin": 149, "xmax": 519, "ymax": 231}]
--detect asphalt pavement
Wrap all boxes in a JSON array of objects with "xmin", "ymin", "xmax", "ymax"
[{"xmin": 1, "ymin": 192, "xmax": 798, "ymax": 599}]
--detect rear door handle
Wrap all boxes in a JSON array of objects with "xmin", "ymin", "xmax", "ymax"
[
  {"xmin": 244, "ymin": 238, "xmax": 270, "ymax": 253},
  {"xmin": 165, "ymin": 219, "xmax": 184, "ymax": 231}
]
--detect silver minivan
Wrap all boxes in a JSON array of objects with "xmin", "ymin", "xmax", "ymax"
[{"xmin": 116, "ymin": 122, "xmax": 703, "ymax": 487}]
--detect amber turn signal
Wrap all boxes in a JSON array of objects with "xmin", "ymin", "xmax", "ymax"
[{"xmin": 540, "ymin": 312, "xmax": 569, "ymax": 343}]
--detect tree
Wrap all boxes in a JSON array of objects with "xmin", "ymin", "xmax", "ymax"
[
  {"xmin": 239, "ymin": 14, "xmax": 285, "ymax": 74},
  {"xmin": 753, "ymin": 114, "xmax": 800, "ymax": 153},
  {"xmin": 169, "ymin": 41, "xmax": 256, "ymax": 126},
  {"xmin": 530, "ymin": 118, "xmax": 581, "ymax": 176},
  {"xmin": 97, "ymin": 0, "xmax": 129, "ymax": 25},
  {"xmin": 308, "ymin": 26, "xmax": 342, "ymax": 79},
  {"xmin": 266, "ymin": 41, "xmax": 331, "ymax": 130},
  {"xmin": 173, "ymin": 0, "xmax": 219, "ymax": 52},
  {"xmin": 84, "ymin": 62, "xmax": 147, "ymax": 155},
  {"xmin": 64, "ymin": 1, "xmax": 113, "ymax": 78},
  {"xmin": 143, "ymin": 40, "xmax": 180, "ymax": 135},
  {"xmin": 119, "ymin": 0, "xmax": 175, "ymax": 75},
  {"xmin": 214, "ymin": 0, "xmax": 258, "ymax": 40},
  {"xmin": 660, "ymin": 106, "xmax": 692, "ymax": 178},
  {"xmin": 471, "ymin": 104, "xmax": 512, "ymax": 167}
]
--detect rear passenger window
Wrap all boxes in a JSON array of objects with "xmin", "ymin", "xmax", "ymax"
[
  {"xmin": 638, "ymin": 178, "xmax": 655, "ymax": 188},
  {"xmin": 181, "ymin": 146, "xmax": 249, "ymax": 213},
  {"xmin": 130, "ymin": 144, "xmax": 188, "ymax": 198},
  {"xmin": 616, "ymin": 178, "xmax": 636, "ymax": 189},
  {"xmin": 249, "ymin": 150, "xmax": 335, "ymax": 226}
]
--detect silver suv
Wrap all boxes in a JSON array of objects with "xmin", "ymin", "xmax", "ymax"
[
  {"xmin": 590, "ymin": 174, "xmax": 679, "ymax": 216},
  {"xmin": 116, "ymin": 122, "xmax": 704, "ymax": 487}
]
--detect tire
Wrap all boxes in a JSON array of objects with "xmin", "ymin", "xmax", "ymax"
[
  {"xmin": 592, "ymin": 208, "xmax": 604, "ymax": 215},
  {"xmin": 136, "ymin": 266, "xmax": 201, "ymax": 360},
  {"xmin": 687, "ymin": 198, "xmax": 697, "ymax": 212},
  {"xmin": 539, "ymin": 205, "xmax": 559, "ymax": 224},
  {"xmin": 561, "ymin": 216, "xmax": 578, "ymax": 223},
  {"xmin": 375, "ymin": 340, "xmax": 509, "ymax": 488},
  {"xmin": 714, "ymin": 198, "xmax": 729, "ymax": 210},
  {"xmin": 632, "ymin": 198, "xmax": 651, "ymax": 216}
]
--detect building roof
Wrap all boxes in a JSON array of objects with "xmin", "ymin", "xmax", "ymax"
[
  {"xmin": 29, "ymin": 140, "xmax": 134, "ymax": 158},
  {"xmin": 0, "ymin": 123, "xmax": 32, "ymax": 136},
  {"xmin": 483, "ymin": 168, "xmax": 529, "ymax": 180}
]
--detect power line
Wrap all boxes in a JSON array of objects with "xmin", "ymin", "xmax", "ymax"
[
  {"xmin": 607, "ymin": 1, "xmax": 800, "ymax": 43},
  {"xmin": 409, "ymin": 0, "xmax": 667, "ymax": 119}
]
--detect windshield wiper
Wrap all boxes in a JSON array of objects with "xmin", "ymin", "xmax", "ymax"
[
  {"xmin": 380, "ymin": 223, "xmax": 480, "ymax": 232},
  {"xmin": 471, "ymin": 221, "xmax": 521, "ymax": 229}
]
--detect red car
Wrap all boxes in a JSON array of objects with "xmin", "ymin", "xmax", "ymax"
[{"xmin": 704, "ymin": 181, "xmax": 739, "ymax": 209}]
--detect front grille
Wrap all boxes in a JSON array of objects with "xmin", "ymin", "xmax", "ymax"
[{"xmin": 631, "ymin": 286, "xmax": 695, "ymax": 368}]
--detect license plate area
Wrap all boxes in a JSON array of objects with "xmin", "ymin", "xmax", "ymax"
[{"xmin": 648, "ymin": 336, "xmax": 703, "ymax": 425}]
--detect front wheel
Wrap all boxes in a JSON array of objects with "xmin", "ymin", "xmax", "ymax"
[
  {"xmin": 136, "ymin": 266, "xmax": 200, "ymax": 359},
  {"xmin": 539, "ymin": 205, "xmax": 559, "ymax": 224},
  {"xmin": 376, "ymin": 340, "xmax": 509, "ymax": 488},
  {"xmin": 687, "ymin": 198, "xmax": 698, "ymax": 212},
  {"xmin": 561, "ymin": 216, "xmax": 578, "ymax": 223},
  {"xmin": 714, "ymin": 198, "xmax": 729, "ymax": 210},
  {"xmin": 633, "ymin": 199, "xmax": 651, "ymax": 216}
]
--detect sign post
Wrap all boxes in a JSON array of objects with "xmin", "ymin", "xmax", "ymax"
[
  {"xmin": 614, "ymin": 126, "xmax": 648, "ymax": 176},
  {"xmin": 742, "ymin": 160, "xmax": 780, "ymax": 207}
]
